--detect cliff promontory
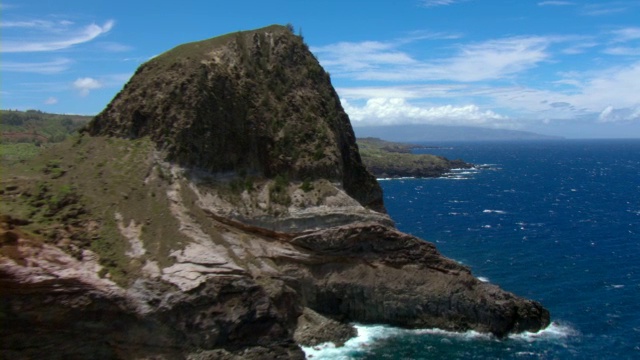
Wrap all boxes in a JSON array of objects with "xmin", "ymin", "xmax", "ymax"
[
  {"xmin": 86, "ymin": 24, "xmax": 382, "ymax": 213},
  {"xmin": 358, "ymin": 137, "xmax": 473, "ymax": 178},
  {"xmin": 1, "ymin": 25, "xmax": 549, "ymax": 359}
]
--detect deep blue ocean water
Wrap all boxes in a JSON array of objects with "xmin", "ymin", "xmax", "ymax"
[{"xmin": 303, "ymin": 139, "xmax": 640, "ymax": 359}]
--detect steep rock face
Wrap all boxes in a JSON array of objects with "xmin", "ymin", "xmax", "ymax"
[
  {"xmin": 86, "ymin": 25, "xmax": 383, "ymax": 211},
  {"xmin": 281, "ymin": 223, "xmax": 549, "ymax": 337}
]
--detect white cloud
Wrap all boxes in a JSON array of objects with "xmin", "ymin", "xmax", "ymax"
[
  {"xmin": 602, "ymin": 47, "xmax": 640, "ymax": 56},
  {"xmin": 581, "ymin": 3, "xmax": 630, "ymax": 16},
  {"xmin": 610, "ymin": 27, "xmax": 640, "ymax": 42},
  {"xmin": 3, "ymin": 20, "xmax": 114, "ymax": 52},
  {"xmin": 316, "ymin": 36, "xmax": 553, "ymax": 82},
  {"xmin": 73, "ymin": 77, "xmax": 103, "ymax": 96},
  {"xmin": 429, "ymin": 36, "xmax": 550, "ymax": 81},
  {"xmin": 575, "ymin": 62, "xmax": 640, "ymax": 111},
  {"xmin": 468, "ymin": 62, "xmax": 640, "ymax": 122},
  {"xmin": 338, "ymin": 85, "xmax": 459, "ymax": 100},
  {"xmin": 1, "ymin": 20, "xmax": 56, "ymax": 28},
  {"xmin": 421, "ymin": 0, "xmax": 466, "ymax": 7},
  {"xmin": 562, "ymin": 41, "xmax": 598, "ymax": 54},
  {"xmin": 537, "ymin": 1, "xmax": 574, "ymax": 6},
  {"xmin": 404, "ymin": 30, "xmax": 464, "ymax": 42},
  {"xmin": 1, "ymin": 58, "xmax": 72, "ymax": 74},
  {"xmin": 335, "ymin": 59, "xmax": 640, "ymax": 127},
  {"xmin": 313, "ymin": 41, "xmax": 417, "ymax": 73},
  {"xmin": 341, "ymin": 97, "xmax": 507, "ymax": 127},
  {"xmin": 44, "ymin": 97, "xmax": 58, "ymax": 105},
  {"xmin": 598, "ymin": 105, "xmax": 640, "ymax": 123}
]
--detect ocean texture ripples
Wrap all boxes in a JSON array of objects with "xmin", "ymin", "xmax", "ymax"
[{"xmin": 306, "ymin": 139, "xmax": 640, "ymax": 359}]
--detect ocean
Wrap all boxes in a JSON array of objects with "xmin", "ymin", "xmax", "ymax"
[{"xmin": 303, "ymin": 139, "xmax": 640, "ymax": 359}]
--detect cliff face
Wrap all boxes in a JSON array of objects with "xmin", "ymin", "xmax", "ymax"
[
  {"xmin": 86, "ymin": 25, "xmax": 383, "ymax": 212},
  {"xmin": 1, "ymin": 25, "xmax": 550, "ymax": 359}
]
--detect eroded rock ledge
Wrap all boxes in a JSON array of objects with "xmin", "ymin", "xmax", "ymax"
[{"xmin": 1, "ymin": 207, "xmax": 549, "ymax": 358}]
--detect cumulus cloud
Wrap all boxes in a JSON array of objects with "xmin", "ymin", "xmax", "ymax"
[
  {"xmin": 3, "ymin": 20, "xmax": 114, "ymax": 52},
  {"xmin": 462, "ymin": 61, "xmax": 640, "ymax": 123},
  {"xmin": 334, "ymin": 58, "xmax": 640, "ymax": 128},
  {"xmin": 73, "ymin": 77, "xmax": 103, "ymax": 96},
  {"xmin": 341, "ymin": 97, "xmax": 507, "ymax": 126}
]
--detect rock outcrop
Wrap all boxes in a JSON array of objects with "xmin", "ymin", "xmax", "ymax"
[
  {"xmin": 1, "ymin": 25, "xmax": 550, "ymax": 359},
  {"xmin": 357, "ymin": 137, "xmax": 474, "ymax": 179},
  {"xmin": 85, "ymin": 24, "xmax": 383, "ymax": 213}
]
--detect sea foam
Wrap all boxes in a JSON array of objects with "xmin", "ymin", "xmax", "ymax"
[
  {"xmin": 483, "ymin": 209, "xmax": 507, "ymax": 214},
  {"xmin": 508, "ymin": 322, "xmax": 578, "ymax": 342},
  {"xmin": 301, "ymin": 322, "xmax": 576, "ymax": 359}
]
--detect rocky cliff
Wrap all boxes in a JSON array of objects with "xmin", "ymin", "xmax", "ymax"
[
  {"xmin": 1, "ymin": 25, "xmax": 550, "ymax": 359},
  {"xmin": 86, "ymin": 24, "xmax": 382, "ymax": 213}
]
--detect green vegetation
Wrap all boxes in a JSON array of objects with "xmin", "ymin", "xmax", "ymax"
[
  {"xmin": 86, "ymin": 24, "xmax": 346, "ymax": 191},
  {"xmin": 357, "ymin": 137, "xmax": 472, "ymax": 178},
  {"xmin": 149, "ymin": 24, "xmax": 290, "ymax": 68},
  {"xmin": 1, "ymin": 110, "xmax": 93, "ymax": 163},
  {"xmin": 229, "ymin": 175, "xmax": 255, "ymax": 193},
  {"xmin": 1, "ymin": 134, "xmax": 189, "ymax": 286},
  {"xmin": 0, "ymin": 143, "xmax": 41, "ymax": 161},
  {"xmin": 269, "ymin": 174, "xmax": 291, "ymax": 205},
  {"xmin": 300, "ymin": 179, "xmax": 314, "ymax": 192},
  {"xmin": 1, "ymin": 109, "xmax": 92, "ymax": 144}
]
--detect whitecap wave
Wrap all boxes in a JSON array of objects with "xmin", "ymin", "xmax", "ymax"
[
  {"xmin": 302, "ymin": 322, "xmax": 576, "ymax": 359},
  {"xmin": 508, "ymin": 322, "xmax": 578, "ymax": 342},
  {"xmin": 376, "ymin": 176, "xmax": 416, "ymax": 181},
  {"xmin": 300, "ymin": 324, "xmax": 400, "ymax": 360},
  {"xmin": 300, "ymin": 325, "xmax": 494, "ymax": 359},
  {"xmin": 483, "ymin": 209, "xmax": 507, "ymax": 214},
  {"xmin": 440, "ymin": 174, "xmax": 473, "ymax": 180}
]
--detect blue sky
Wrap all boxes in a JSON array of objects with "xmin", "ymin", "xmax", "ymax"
[{"xmin": 2, "ymin": 0, "xmax": 640, "ymax": 138}]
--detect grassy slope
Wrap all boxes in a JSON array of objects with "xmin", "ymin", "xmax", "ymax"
[
  {"xmin": 1, "ymin": 109, "xmax": 93, "ymax": 162},
  {"xmin": 1, "ymin": 110, "xmax": 92, "ymax": 142},
  {"xmin": 0, "ymin": 134, "xmax": 191, "ymax": 285}
]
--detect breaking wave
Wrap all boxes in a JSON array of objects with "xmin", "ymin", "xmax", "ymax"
[{"xmin": 301, "ymin": 322, "xmax": 577, "ymax": 359}]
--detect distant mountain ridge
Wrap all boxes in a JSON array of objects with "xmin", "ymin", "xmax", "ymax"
[{"xmin": 354, "ymin": 124, "xmax": 563, "ymax": 142}]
